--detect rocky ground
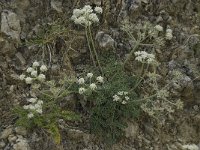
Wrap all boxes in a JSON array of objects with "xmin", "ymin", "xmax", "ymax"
[{"xmin": 0, "ymin": 0, "xmax": 200, "ymax": 150}]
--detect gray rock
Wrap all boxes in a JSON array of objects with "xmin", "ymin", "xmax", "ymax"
[
  {"xmin": 180, "ymin": 75, "xmax": 194, "ymax": 101},
  {"xmin": 1, "ymin": 10, "xmax": 21, "ymax": 42},
  {"xmin": 67, "ymin": 129, "xmax": 85, "ymax": 140},
  {"xmin": 0, "ymin": 141, "xmax": 6, "ymax": 148},
  {"xmin": 93, "ymin": 0, "xmax": 101, "ymax": 6},
  {"xmin": 15, "ymin": 127, "xmax": 27, "ymax": 136},
  {"xmin": 144, "ymin": 124, "xmax": 154, "ymax": 137},
  {"xmin": 13, "ymin": 137, "xmax": 29, "ymax": 150},
  {"xmin": 11, "ymin": 0, "xmax": 30, "ymax": 12},
  {"xmin": 67, "ymin": 129, "xmax": 91, "ymax": 145},
  {"xmin": 8, "ymin": 135, "xmax": 17, "ymax": 143},
  {"xmin": 0, "ymin": 36, "xmax": 16, "ymax": 55},
  {"xmin": 15, "ymin": 52, "xmax": 26, "ymax": 66},
  {"xmin": 124, "ymin": 121, "xmax": 139, "ymax": 138},
  {"xmin": 51, "ymin": 0, "xmax": 63, "ymax": 13},
  {"xmin": 0, "ymin": 127, "xmax": 13, "ymax": 139},
  {"xmin": 95, "ymin": 31, "xmax": 115, "ymax": 50}
]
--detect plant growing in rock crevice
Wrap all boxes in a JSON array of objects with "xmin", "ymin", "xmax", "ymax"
[
  {"xmin": 71, "ymin": 5, "xmax": 103, "ymax": 73},
  {"xmin": 14, "ymin": 6, "xmax": 187, "ymax": 148},
  {"xmin": 15, "ymin": 61, "xmax": 80, "ymax": 144},
  {"xmin": 121, "ymin": 21, "xmax": 183, "ymax": 118},
  {"xmin": 74, "ymin": 56, "xmax": 140, "ymax": 145}
]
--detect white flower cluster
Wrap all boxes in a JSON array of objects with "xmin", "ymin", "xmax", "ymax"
[
  {"xmin": 23, "ymin": 97, "xmax": 43, "ymax": 119},
  {"xmin": 182, "ymin": 144, "xmax": 199, "ymax": 150},
  {"xmin": 113, "ymin": 91, "xmax": 129, "ymax": 105},
  {"xmin": 134, "ymin": 51, "xmax": 156, "ymax": 64},
  {"xmin": 157, "ymin": 89, "xmax": 169, "ymax": 100},
  {"xmin": 154, "ymin": 24, "xmax": 173, "ymax": 40},
  {"xmin": 77, "ymin": 73, "xmax": 104, "ymax": 94},
  {"xmin": 71, "ymin": 5, "xmax": 102, "ymax": 26},
  {"xmin": 154, "ymin": 25, "xmax": 163, "ymax": 32},
  {"xmin": 19, "ymin": 61, "xmax": 47, "ymax": 84},
  {"xmin": 166, "ymin": 28, "xmax": 173, "ymax": 40}
]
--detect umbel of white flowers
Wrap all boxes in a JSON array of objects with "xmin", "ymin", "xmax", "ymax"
[
  {"xmin": 154, "ymin": 25, "xmax": 163, "ymax": 32},
  {"xmin": 71, "ymin": 5, "xmax": 102, "ymax": 26},
  {"xmin": 113, "ymin": 91, "xmax": 129, "ymax": 105},
  {"xmin": 166, "ymin": 28, "xmax": 173, "ymax": 40},
  {"xmin": 19, "ymin": 61, "xmax": 47, "ymax": 84},
  {"xmin": 134, "ymin": 51, "xmax": 156, "ymax": 64},
  {"xmin": 77, "ymin": 73, "xmax": 104, "ymax": 94},
  {"xmin": 23, "ymin": 97, "xmax": 44, "ymax": 119}
]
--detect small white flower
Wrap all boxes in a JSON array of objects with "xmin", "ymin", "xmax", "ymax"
[
  {"xmin": 113, "ymin": 95, "xmax": 120, "ymax": 102},
  {"xmin": 29, "ymin": 105, "xmax": 35, "ymax": 110},
  {"xmin": 89, "ymin": 83, "xmax": 97, "ymax": 90},
  {"xmin": 31, "ymin": 70, "xmax": 37, "ymax": 77},
  {"xmin": 88, "ymin": 13, "xmax": 99, "ymax": 23},
  {"xmin": 134, "ymin": 51, "xmax": 156, "ymax": 64},
  {"xmin": 25, "ymin": 77, "xmax": 33, "ymax": 84},
  {"xmin": 118, "ymin": 91, "xmax": 124, "ymax": 96},
  {"xmin": 96, "ymin": 76, "xmax": 104, "ymax": 83},
  {"xmin": 124, "ymin": 92, "xmax": 128, "ymax": 95},
  {"xmin": 73, "ymin": 9, "xmax": 83, "ymax": 18},
  {"xmin": 166, "ymin": 32, "xmax": 173, "ymax": 40},
  {"xmin": 71, "ymin": 15, "xmax": 77, "ymax": 21},
  {"xmin": 83, "ymin": 5, "xmax": 93, "ymax": 13},
  {"xmin": 26, "ymin": 67, "xmax": 34, "ymax": 73},
  {"xmin": 154, "ymin": 25, "xmax": 163, "ymax": 32},
  {"xmin": 27, "ymin": 113, "xmax": 34, "ymax": 119},
  {"xmin": 78, "ymin": 78, "xmax": 85, "ymax": 84},
  {"xmin": 28, "ymin": 98, "xmax": 37, "ymax": 103},
  {"xmin": 34, "ymin": 103, "xmax": 41, "ymax": 109},
  {"xmin": 74, "ymin": 16, "xmax": 88, "ymax": 25},
  {"xmin": 79, "ymin": 87, "xmax": 86, "ymax": 94},
  {"xmin": 94, "ymin": 6, "xmax": 103, "ymax": 14},
  {"xmin": 87, "ymin": 73, "xmax": 93, "ymax": 78},
  {"xmin": 72, "ymin": 5, "xmax": 100, "ymax": 27},
  {"xmin": 37, "ymin": 74, "xmax": 46, "ymax": 82},
  {"xmin": 36, "ymin": 109, "xmax": 42, "ymax": 114},
  {"xmin": 32, "ymin": 61, "xmax": 40, "ymax": 68},
  {"xmin": 182, "ymin": 144, "xmax": 199, "ymax": 150},
  {"xmin": 166, "ymin": 28, "xmax": 172, "ymax": 33},
  {"xmin": 19, "ymin": 74, "xmax": 25, "ymax": 80},
  {"xmin": 37, "ymin": 100, "xmax": 43, "ymax": 105},
  {"xmin": 23, "ymin": 105, "xmax": 29, "ymax": 110},
  {"xmin": 122, "ymin": 101, "xmax": 127, "ymax": 105},
  {"xmin": 125, "ymin": 96, "xmax": 130, "ymax": 101},
  {"xmin": 147, "ymin": 58, "xmax": 154, "ymax": 64},
  {"xmin": 40, "ymin": 65, "xmax": 48, "ymax": 72}
]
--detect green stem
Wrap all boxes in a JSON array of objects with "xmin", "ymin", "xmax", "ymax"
[
  {"xmin": 134, "ymin": 94, "xmax": 157, "ymax": 102},
  {"xmin": 130, "ymin": 63, "xmax": 146, "ymax": 92},
  {"xmin": 85, "ymin": 26, "xmax": 96, "ymax": 67},
  {"xmin": 124, "ymin": 39, "xmax": 141, "ymax": 66},
  {"xmin": 111, "ymin": 103, "xmax": 116, "ymax": 141},
  {"xmin": 88, "ymin": 25, "xmax": 103, "ymax": 74}
]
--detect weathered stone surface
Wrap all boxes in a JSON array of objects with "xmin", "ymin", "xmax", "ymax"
[
  {"xmin": 0, "ymin": 141, "xmax": 6, "ymax": 148},
  {"xmin": 0, "ymin": 127, "xmax": 13, "ymax": 139},
  {"xmin": 1, "ymin": 10, "xmax": 21, "ymax": 42},
  {"xmin": 15, "ymin": 127, "xmax": 27, "ymax": 136},
  {"xmin": 0, "ymin": 0, "xmax": 200, "ymax": 150},
  {"xmin": 8, "ymin": 135, "xmax": 17, "ymax": 143},
  {"xmin": 13, "ymin": 137, "xmax": 30, "ymax": 150},
  {"xmin": 124, "ymin": 121, "xmax": 139, "ymax": 138},
  {"xmin": 0, "ymin": 36, "xmax": 16, "ymax": 55},
  {"xmin": 51, "ymin": 0, "xmax": 63, "ymax": 13},
  {"xmin": 15, "ymin": 52, "xmax": 26, "ymax": 66},
  {"xmin": 96, "ymin": 31, "xmax": 115, "ymax": 50}
]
